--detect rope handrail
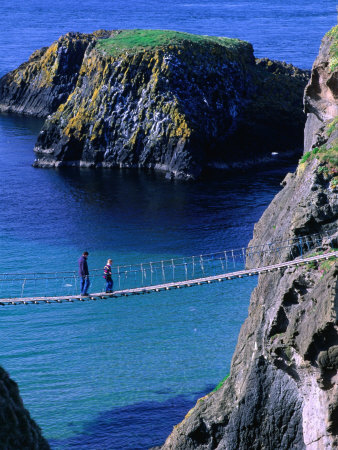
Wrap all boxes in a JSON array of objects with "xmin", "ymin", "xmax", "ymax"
[
  {"xmin": 0, "ymin": 231, "xmax": 335, "ymax": 300},
  {"xmin": 0, "ymin": 231, "xmax": 332, "ymax": 278},
  {"xmin": 1, "ymin": 251, "xmax": 337, "ymax": 305}
]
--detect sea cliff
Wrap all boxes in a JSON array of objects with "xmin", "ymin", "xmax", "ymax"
[
  {"xmin": 0, "ymin": 366, "xmax": 50, "ymax": 449},
  {"xmin": 0, "ymin": 29, "xmax": 309, "ymax": 179},
  {"xmin": 159, "ymin": 27, "xmax": 338, "ymax": 449}
]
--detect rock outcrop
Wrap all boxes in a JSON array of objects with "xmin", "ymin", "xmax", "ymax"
[
  {"xmin": 0, "ymin": 29, "xmax": 309, "ymax": 179},
  {"xmin": 304, "ymin": 26, "xmax": 338, "ymax": 152},
  {"xmin": 0, "ymin": 30, "xmax": 113, "ymax": 118},
  {"xmin": 0, "ymin": 366, "xmax": 50, "ymax": 449},
  {"xmin": 159, "ymin": 27, "xmax": 338, "ymax": 449}
]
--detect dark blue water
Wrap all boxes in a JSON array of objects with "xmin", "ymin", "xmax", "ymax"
[
  {"xmin": 0, "ymin": 1, "xmax": 336, "ymax": 449},
  {"xmin": 0, "ymin": 0, "xmax": 336, "ymax": 76}
]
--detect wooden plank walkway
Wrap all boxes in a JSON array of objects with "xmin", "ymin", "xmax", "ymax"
[{"xmin": 0, "ymin": 251, "xmax": 337, "ymax": 305}]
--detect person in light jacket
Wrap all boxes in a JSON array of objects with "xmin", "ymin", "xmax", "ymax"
[
  {"xmin": 78, "ymin": 251, "xmax": 90, "ymax": 296},
  {"xmin": 103, "ymin": 259, "xmax": 113, "ymax": 293}
]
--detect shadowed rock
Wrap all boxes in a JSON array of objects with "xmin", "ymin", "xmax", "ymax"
[{"xmin": 0, "ymin": 366, "xmax": 50, "ymax": 449}]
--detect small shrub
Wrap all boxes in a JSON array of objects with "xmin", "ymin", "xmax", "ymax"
[
  {"xmin": 331, "ymin": 177, "xmax": 338, "ymax": 189},
  {"xmin": 300, "ymin": 151, "xmax": 312, "ymax": 164},
  {"xmin": 318, "ymin": 165, "xmax": 328, "ymax": 174}
]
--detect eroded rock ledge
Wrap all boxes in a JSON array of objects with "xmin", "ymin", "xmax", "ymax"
[
  {"xmin": 158, "ymin": 27, "xmax": 338, "ymax": 450},
  {"xmin": 0, "ymin": 29, "xmax": 309, "ymax": 179}
]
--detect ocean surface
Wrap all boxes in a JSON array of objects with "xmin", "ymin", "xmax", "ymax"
[{"xmin": 0, "ymin": 1, "xmax": 336, "ymax": 449}]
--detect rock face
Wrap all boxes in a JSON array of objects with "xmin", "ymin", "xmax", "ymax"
[
  {"xmin": 0, "ymin": 29, "xmax": 309, "ymax": 179},
  {"xmin": 0, "ymin": 30, "xmax": 113, "ymax": 118},
  {"xmin": 304, "ymin": 26, "xmax": 338, "ymax": 152},
  {"xmin": 159, "ymin": 27, "xmax": 338, "ymax": 449},
  {"xmin": 0, "ymin": 366, "xmax": 50, "ymax": 449}
]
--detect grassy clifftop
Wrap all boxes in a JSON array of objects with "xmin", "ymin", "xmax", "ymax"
[{"xmin": 96, "ymin": 29, "xmax": 248, "ymax": 57}]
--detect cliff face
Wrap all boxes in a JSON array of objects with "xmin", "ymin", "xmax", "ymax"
[
  {"xmin": 159, "ymin": 27, "xmax": 338, "ymax": 449},
  {"xmin": 0, "ymin": 29, "xmax": 309, "ymax": 179},
  {"xmin": 304, "ymin": 26, "xmax": 338, "ymax": 153},
  {"xmin": 0, "ymin": 366, "xmax": 50, "ymax": 449},
  {"xmin": 0, "ymin": 30, "xmax": 113, "ymax": 118}
]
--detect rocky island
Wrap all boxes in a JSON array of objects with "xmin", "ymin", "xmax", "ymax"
[
  {"xmin": 158, "ymin": 26, "xmax": 338, "ymax": 449},
  {"xmin": 0, "ymin": 29, "xmax": 309, "ymax": 179}
]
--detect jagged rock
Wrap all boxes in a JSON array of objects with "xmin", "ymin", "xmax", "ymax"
[
  {"xmin": 0, "ymin": 32, "xmax": 92, "ymax": 117},
  {"xmin": 159, "ymin": 26, "xmax": 338, "ymax": 450},
  {"xmin": 0, "ymin": 29, "xmax": 309, "ymax": 179},
  {"xmin": 0, "ymin": 30, "xmax": 114, "ymax": 118},
  {"xmin": 0, "ymin": 366, "xmax": 50, "ymax": 449},
  {"xmin": 304, "ymin": 26, "xmax": 338, "ymax": 152}
]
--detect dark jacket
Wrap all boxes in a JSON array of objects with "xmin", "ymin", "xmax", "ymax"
[{"xmin": 78, "ymin": 255, "xmax": 89, "ymax": 277}]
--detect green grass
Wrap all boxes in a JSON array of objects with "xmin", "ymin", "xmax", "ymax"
[
  {"xmin": 300, "ymin": 140, "xmax": 338, "ymax": 170},
  {"xmin": 320, "ymin": 258, "xmax": 336, "ymax": 273},
  {"xmin": 211, "ymin": 374, "xmax": 229, "ymax": 393},
  {"xmin": 300, "ymin": 150, "xmax": 314, "ymax": 164},
  {"xmin": 307, "ymin": 249, "xmax": 338, "ymax": 271},
  {"xmin": 327, "ymin": 117, "xmax": 338, "ymax": 137},
  {"xmin": 319, "ymin": 140, "xmax": 338, "ymax": 188},
  {"xmin": 307, "ymin": 261, "xmax": 317, "ymax": 270},
  {"xmin": 326, "ymin": 25, "xmax": 338, "ymax": 72},
  {"xmin": 96, "ymin": 29, "xmax": 245, "ymax": 56}
]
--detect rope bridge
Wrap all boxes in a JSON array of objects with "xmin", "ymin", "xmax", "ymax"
[{"xmin": 0, "ymin": 232, "xmax": 336, "ymax": 306}]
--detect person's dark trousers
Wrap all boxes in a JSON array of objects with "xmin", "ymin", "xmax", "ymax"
[
  {"xmin": 106, "ymin": 278, "xmax": 113, "ymax": 292},
  {"xmin": 81, "ymin": 276, "xmax": 90, "ymax": 295}
]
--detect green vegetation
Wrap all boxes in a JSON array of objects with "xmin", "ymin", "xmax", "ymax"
[
  {"xmin": 270, "ymin": 332, "xmax": 284, "ymax": 343},
  {"xmin": 307, "ymin": 249, "xmax": 338, "ymax": 271},
  {"xmin": 284, "ymin": 346, "xmax": 292, "ymax": 360},
  {"xmin": 96, "ymin": 29, "xmax": 245, "ymax": 56},
  {"xmin": 326, "ymin": 25, "xmax": 338, "ymax": 72},
  {"xmin": 299, "ymin": 138, "xmax": 338, "ymax": 189},
  {"xmin": 319, "ymin": 257, "xmax": 336, "ymax": 274},
  {"xmin": 300, "ymin": 147, "xmax": 320, "ymax": 164},
  {"xmin": 300, "ymin": 151, "xmax": 311, "ymax": 164},
  {"xmin": 331, "ymin": 177, "xmax": 338, "ymax": 188},
  {"xmin": 307, "ymin": 260, "xmax": 317, "ymax": 270},
  {"xmin": 327, "ymin": 117, "xmax": 338, "ymax": 137},
  {"xmin": 317, "ymin": 165, "xmax": 329, "ymax": 174},
  {"xmin": 212, "ymin": 374, "xmax": 230, "ymax": 393}
]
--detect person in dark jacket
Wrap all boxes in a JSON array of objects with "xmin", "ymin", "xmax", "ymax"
[
  {"xmin": 78, "ymin": 251, "xmax": 90, "ymax": 296},
  {"xmin": 103, "ymin": 259, "xmax": 113, "ymax": 293}
]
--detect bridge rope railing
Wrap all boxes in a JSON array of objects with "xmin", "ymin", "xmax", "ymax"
[
  {"xmin": 1, "ymin": 251, "xmax": 337, "ymax": 306},
  {"xmin": 0, "ymin": 231, "xmax": 335, "ymax": 300}
]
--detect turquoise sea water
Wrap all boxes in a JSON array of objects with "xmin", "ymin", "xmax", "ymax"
[{"xmin": 0, "ymin": 1, "xmax": 336, "ymax": 448}]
